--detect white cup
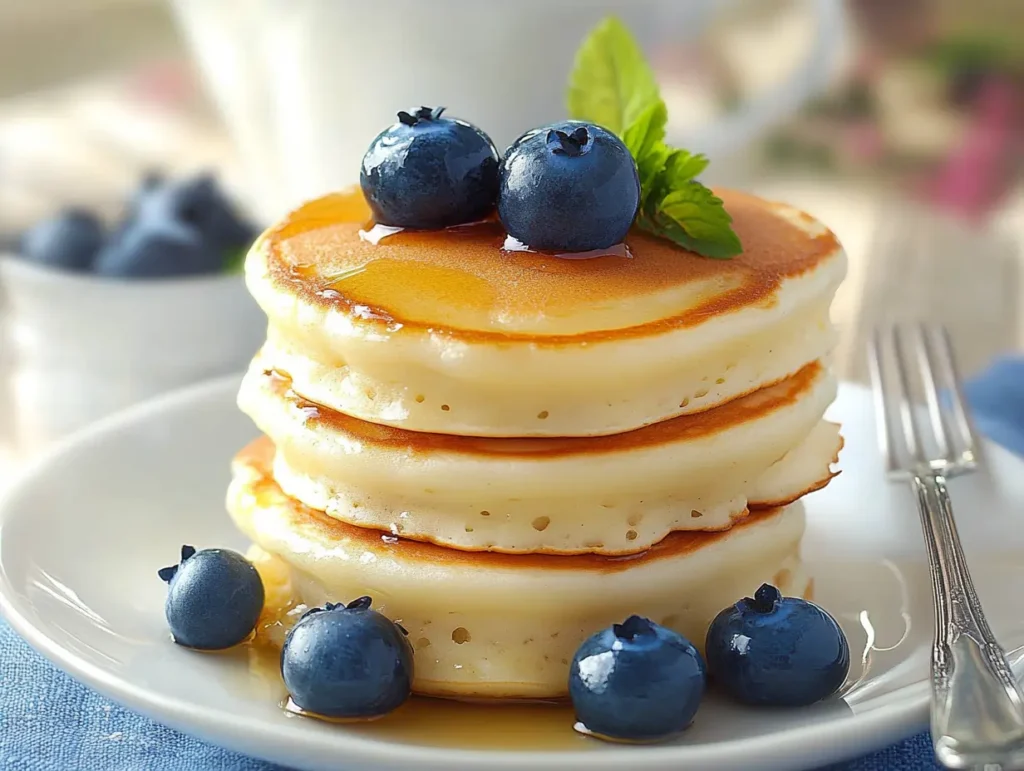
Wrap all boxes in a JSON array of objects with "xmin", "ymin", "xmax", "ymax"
[
  {"xmin": 0, "ymin": 256, "xmax": 265, "ymax": 453},
  {"xmin": 170, "ymin": 0, "xmax": 846, "ymax": 221}
]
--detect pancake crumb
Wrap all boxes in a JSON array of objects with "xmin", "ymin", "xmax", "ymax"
[
  {"xmin": 691, "ymin": 510, "xmax": 703, "ymax": 518},
  {"xmin": 626, "ymin": 530, "xmax": 638, "ymax": 541}
]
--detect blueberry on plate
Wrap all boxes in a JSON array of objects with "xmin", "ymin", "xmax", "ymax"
[
  {"xmin": 94, "ymin": 221, "xmax": 222, "ymax": 278},
  {"xmin": 569, "ymin": 615, "xmax": 705, "ymax": 742},
  {"xmin": 498, "ymin": 121, "xmax": 640, "ymax": 253},
  {"xmin": 360, "ymin": 106, "xmax": 500, "ymax": 229},
  {"xmin": 281, "ymin": 596, "xmax": 413, "ymax": 720},
  {"xmin": 19, "ymin": 208, "xmax": 105, "ymax": 271},
  {"xmin": 705, "ymin": 583, "xmax": 850, "ymax": 707},
  {"xmin": 158, "ymin": 545, "xmax": 264, "ymax": 650}
]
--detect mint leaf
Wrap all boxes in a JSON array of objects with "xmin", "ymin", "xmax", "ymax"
[
  {"xmin": 568, "ymin": 17, "xmax": 742, "ymax": 259},
  {"xmin": 663, "ymin": 149, "xmax": 710, "ymax": 185},
  {"xmin": 621, "ymin": 101, "xmax": 668, "ymax": 208},
  {"xmin": 567, "ymin": 16, "xmax": 660, "ymax": 136},
  {"xmin": 646, "ymin": 183, "xmax": 742, "ymax": 259}
]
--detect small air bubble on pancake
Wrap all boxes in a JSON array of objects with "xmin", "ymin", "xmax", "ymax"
[
  {"xmin": 537, "ymin": 410, "xmax": 549, "ymax": 420},
  {"xmin": 479, "ymin": 510, "xmax": 490, "ymax": 517},
  {"xmin": 452, "ymin": 627, "xmax": 471, "ymax": 644},
  {"xmin": 364, "ymin": 387, "xmax": 377, "ymax": 400},
  {"xmin": 726, "ymin": 362, "xmax": 737, "ymax": 370},
  {"xmin": 627, "ymin": 513, "xmax": 641, "ymax": 526},
  {"xmin": 532, "ymin": 516, "xmax": 550, "ymax": 532},
  {"xmin": 626, "ymin": 530, "xmax": 638, "ymax": 541},
  {"xmin": 465, "ymin": 526, "xmax": 474, "ymax": 533},
  {"xmin": 716, "ymin": 378, "xmax": 725, "ymax": 385},
  {"xmin": 694, "ymin": 388, "xmax": 709, "ymax": 398},
  {"xmin": 679, "ymin": 397, "xmax": 690, "ymax": 408},
  {"xmin": 416, "ymin": 637, "xmax": 431, "ymax": 649},
  {"xmin": 691, "ymin": 509, "xmax": 703, "ymax": 518},
  {"xmin": 415, "ymin": 394, "xmax": 425, "ymax": 403},
  {"xmin": 441, "ymin": 404, "xmax": 450, "ymax": 411}
]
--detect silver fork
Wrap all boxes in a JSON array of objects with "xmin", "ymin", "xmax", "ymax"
[{"xmin": 869, "ymin": 323, "xmax": 1024, "ymax": 769}]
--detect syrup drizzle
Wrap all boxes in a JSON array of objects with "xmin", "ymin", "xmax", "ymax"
[
  {"xmin": 356, "ymin": 219, "xmax": 633, "ymax": 262},
  {"xmin": 502, "ymin": 234, "xmax": 633, "ymax": 261}
]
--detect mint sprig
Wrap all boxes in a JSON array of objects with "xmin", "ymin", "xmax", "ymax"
[{"xmin": 568, "ymin": 17, "xmax": 742, "ymax": 259}]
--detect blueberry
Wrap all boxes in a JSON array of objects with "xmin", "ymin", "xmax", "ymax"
[
  {"xmin": 569, "ymin": 615, "xmax": 705, "ymax": 742},
  {"xmin": 705, "ymin": 584, "xmax": 850, "ymax": 707},
  {"xmin": 19, "ymin": 208, "xmax": 104, "ymax": 271},
  {"xmin": 129, "ymin": 172, "xmax": 257, "ymax": 253},
  {"xmin": 281, "ymin": 597, "xmax": 413, "ymax": 719},
  {"xmin": 360, "ymin": 106, "xmax": 500, "ymax": 229},
  {"xmin": 498, "ymin": 121, "xmax": 640, "ymax": 253},
  {"xmin": 158, "ymin": 545, "xmax": 264, "ymax": 650},
  {"xmin": 94, "ymin": 221, "xmax": 222, "ymax": 278}
]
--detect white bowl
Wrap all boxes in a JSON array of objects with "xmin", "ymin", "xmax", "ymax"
[{"xmin": 0, "ymin": 255, "xmax": 264, "ymax": 451}]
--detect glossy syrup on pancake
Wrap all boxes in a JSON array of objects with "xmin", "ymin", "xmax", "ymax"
[
  {"xmin": 361, "ymin": 220, "xmax": 634, "ymax": 261},
  {"xmin": 261, "ymin": 187, "xmax": 840, "ymax": 343}
]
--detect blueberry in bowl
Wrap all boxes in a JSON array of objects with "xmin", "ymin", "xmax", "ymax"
[
  {"xmin": 360, "ymin": 106, "xmax": 500, "ymax": 229},
  {"xmin": 19, "ymin": 208, "xmax": 105, "ymax": 271},
  {"xmin": 281, "ymin": 596, "xmax": 413, "ymax": 720},
  {"xmin": 158, "ymin": 545, "xmax": 265, "ymax": 650},
  {"xmin": 94, "ymin": 221, "xmax": 223, "ymax": 278},
  {"xmin": 498, "ymin": 121, "xmax": 640, "ymax": 253},
  {"xmin": 569, "ymin": 615, "xmax": 705, "ymax": 742},
  {"xmin": 127, "ymin": 172, "xmax": 258, "ymax": 256},
  {"xmin": 705, "ymin": 583, "xmax": 850, "ymax": 707}
]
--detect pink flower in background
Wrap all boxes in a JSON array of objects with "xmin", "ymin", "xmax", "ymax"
[
  {"xmin": 926, "ymin": 77, "xmax": 1020, "ymax": 220},
  {"xmin": 844, "ymin": 121, "xmax": 885, "ymax": 163}
]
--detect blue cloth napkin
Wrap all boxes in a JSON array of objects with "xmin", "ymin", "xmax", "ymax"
[{"xmin": 1, "ymin": 357, "xmax": 1020, "ymax": 770}]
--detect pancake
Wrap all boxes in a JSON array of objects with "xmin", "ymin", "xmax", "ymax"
[
  {"xmin": 228, "ymin": 438, "xmax": 811, "ymax": 699},
  {"xmin": 245, "ymin": 187, "xmax": 846, "ymax": 437},
  {"xmin": 237, "ymin": 356, "xmax": 839, "ymax": 554}
]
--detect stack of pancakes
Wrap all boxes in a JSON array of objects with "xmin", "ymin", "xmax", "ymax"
[{"xmin": 228, "ymin": 188, "xmax": 847, "ymax": 699}]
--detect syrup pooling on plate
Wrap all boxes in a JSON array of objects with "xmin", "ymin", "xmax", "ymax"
[{"xmin": 245, "ymin": 548, "xmax": 588, "ymax": 750}]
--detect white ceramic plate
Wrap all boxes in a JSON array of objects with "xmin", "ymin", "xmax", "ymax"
[{"xmin": 2, "ymin": 378, "xmax": 1024, "ymax": 771}]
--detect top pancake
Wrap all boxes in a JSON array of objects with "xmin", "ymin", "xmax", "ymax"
[
  {"xmin": 258, "ymin": 188, "xmax": 840, "ymax": 339},
  {"xmin": 246, "ymin": 188, "xmax": 846, "ymax": 437}
]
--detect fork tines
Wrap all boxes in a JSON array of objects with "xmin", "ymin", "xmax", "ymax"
[{"xmin": 868, "ymin": 324, "xmax": 979, "ymax": 477}]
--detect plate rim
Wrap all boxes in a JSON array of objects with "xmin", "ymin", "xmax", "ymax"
[{"xmin": 0, "ymin": 376, "xmax": 933, "ymax": 770}]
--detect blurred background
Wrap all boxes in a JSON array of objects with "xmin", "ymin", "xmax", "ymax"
[{"xmin": 0, "ymin": 0, "xmax": 1021, "ymax": 458}]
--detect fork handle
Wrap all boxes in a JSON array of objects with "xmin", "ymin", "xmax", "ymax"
[{"xmin": 912, "ymin": 473, "xmax": 1024, "ymax": 769}]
